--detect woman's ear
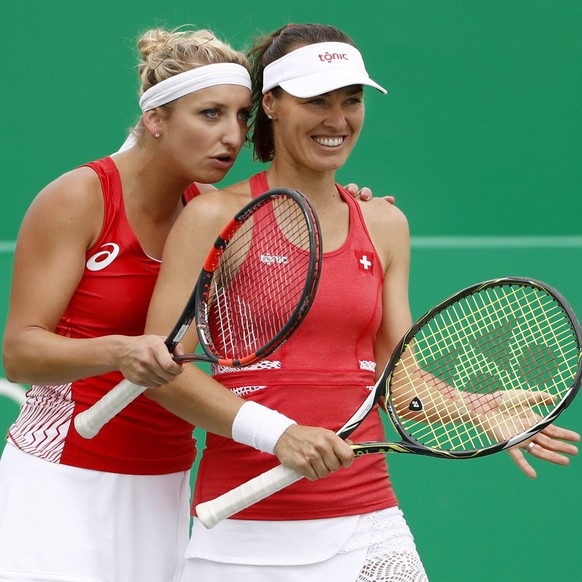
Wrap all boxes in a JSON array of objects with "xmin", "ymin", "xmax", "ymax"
[
  {"xmin": 262, "ymin": 92, "xmax": 277, "ymax": 121},
  {"xmin": 142, "ymin": 109, "xmax": 163, "ymax": 139}
]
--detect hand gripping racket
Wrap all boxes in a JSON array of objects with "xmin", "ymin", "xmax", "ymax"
[
  {"xmin": 74, "ymin": 188, "xmax": 322, "ymax": 439},
  {"xmin": 196, "ymin": 277, "xmax": 582, "ymax": 528}
]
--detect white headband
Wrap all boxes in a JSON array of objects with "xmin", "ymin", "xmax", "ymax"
[
  {"xmin": 139, "ymin": 62, "xmax": 251, "ymax": 111},
  {"xmin": 118, "ymin": 62, "xmax": 251, "ymax": 151},
  {"xmin": 262, "ymin": 42, "xmax": 387, "ymax": 98}
]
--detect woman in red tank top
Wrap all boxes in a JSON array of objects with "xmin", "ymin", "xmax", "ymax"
[{"xmin": 146, "ymin": 23, "xmax": 580, "ymax": 582}]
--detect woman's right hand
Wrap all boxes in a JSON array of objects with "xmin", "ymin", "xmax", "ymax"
[
  {"xmin": 115, "ymin": 335, "xmax": 185, "ymax": 388},
  {"xmin": 273, "ymin": 424, "xmax": 354, "ymax": 480}
]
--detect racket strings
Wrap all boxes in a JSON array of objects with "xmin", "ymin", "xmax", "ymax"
[
  {"xmin": 414, "ymin": 294, "xmax": 573, "ymax": 447},
  {"xmin": 204, "ymin": 195, "xmax": 316, "ymax": 360},
  {"xmin": 209, "ymin": 287, "xmax": 260, "ymax": 356},
  {"xmin": 390, "ymin": 284, "xmax": 580, "ymax": 452}
]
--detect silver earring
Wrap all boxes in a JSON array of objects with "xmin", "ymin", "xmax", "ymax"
[{"xmin": 267, "ymin": 115, "xmax": 273, "ymax": 120}]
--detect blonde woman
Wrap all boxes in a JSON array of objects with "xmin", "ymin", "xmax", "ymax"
[{"xmin": 0, "ymin": 26, "xmax": 354, "ymax": 582}]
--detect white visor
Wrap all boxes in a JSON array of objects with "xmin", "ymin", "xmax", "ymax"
[{"xmin": 262, "ymin": 42, "xmax": 387, "ymax": 98}]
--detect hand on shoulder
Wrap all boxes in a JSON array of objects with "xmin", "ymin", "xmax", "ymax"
[{"xmin": 343, "ymin": 182, "xmax": 395, "ymax": 205}]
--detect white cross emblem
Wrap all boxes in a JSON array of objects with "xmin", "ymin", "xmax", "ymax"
[{"xmin": 359, "ymin": 255, "xmax": 372, "ymax": 270}]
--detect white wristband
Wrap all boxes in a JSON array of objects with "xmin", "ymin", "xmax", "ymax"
[{"xmin": 232, "ymin": 401, "xmax": 297, "ymax": 454}]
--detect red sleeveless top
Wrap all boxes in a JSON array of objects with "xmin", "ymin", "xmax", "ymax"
[
  {"xmin": 193, "ymin": 172, "xmax": 398, "ymax": 520},
  {"xmin": 8, "ymin": 157, "xmax": 199, "ymax": 474}
]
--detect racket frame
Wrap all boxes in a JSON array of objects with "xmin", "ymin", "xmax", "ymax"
[
  {"xmin": 188, "ymin": 188, "xmax": 322, "ymax": 366},
  {"xmin": 194, "ymin": 277, "xmax": 582, "ymax": 528},
  {"xmin": 360, "ymin": 277, "xmax": 582, "ymax": 459},
  {"xmin": 74, "ymin": 188, "xmax": 322, "ymax": 439}
]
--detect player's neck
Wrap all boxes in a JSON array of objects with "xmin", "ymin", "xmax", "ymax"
[{"xmin": 265, "ymin": 162, "xmax": 339, "ymax": 206}]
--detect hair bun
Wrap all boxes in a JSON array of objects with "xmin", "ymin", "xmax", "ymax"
[{"xmin": 137, "ymin": 28, "xmax": 172, "ymax": 60}]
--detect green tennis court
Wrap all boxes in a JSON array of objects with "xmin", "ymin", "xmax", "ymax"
[{"xmin": 1, "ymin": 1, "xmax": 580, "ymax": 580}]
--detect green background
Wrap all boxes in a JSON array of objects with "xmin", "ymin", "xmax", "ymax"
[{"xmin": 1, "ymin": 1, "xmax": 581, "ymax": 580}]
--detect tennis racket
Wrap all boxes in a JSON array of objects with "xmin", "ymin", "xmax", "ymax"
[
  {"xmin": 196, "ymin": 277, "xmax": 582, "ymax": 528},
  {"xmin": 74, "ymin": 188, "xmax": 322, "ymax": 439}
]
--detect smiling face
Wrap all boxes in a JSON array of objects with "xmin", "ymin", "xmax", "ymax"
[
  {"xmin": 153, "ymin": 84, "xmax": 252, "ymax": 185},
  {"xmin": 263, "ymin": 85, "xmax": 365, "ymax": 174}
]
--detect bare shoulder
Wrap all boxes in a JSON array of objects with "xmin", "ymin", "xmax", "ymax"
[
  {"xmin": 355, "ymin": 197, "xmax": 411, "ymax": 275},
  {"xmin": 31, "ymin": 166, "xmax": 101, "ymax": 209},
  {"xmin": 171, "ymin": 181, "xmax": 252, "ymax": 244},
  {"xmin": 20, "ymin": 166, "xmax": 103, "ymax": 244},
  {"xmin": 182, "ymin": 182, "xmax": 250, "ymax": 220},
  {"xmin": 357, "ymin": 196, "xmax": 409, "ymax": 238}
]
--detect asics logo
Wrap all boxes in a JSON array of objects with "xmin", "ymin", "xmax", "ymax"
[
  {"xmin": 260, "ymin": 252, "xmax": 288, "ymax": 266},
  {"xmin": 86, "ymin": 243, "xmax": 120, "ymax": 271}
]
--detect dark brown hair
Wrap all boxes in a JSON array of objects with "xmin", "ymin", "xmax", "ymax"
[{"xmin": 248, "ymin": 23, "xmax": 356, "ymax": 162}]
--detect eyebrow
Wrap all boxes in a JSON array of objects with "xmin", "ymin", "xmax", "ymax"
[
  {"xmin": 196, "ymin": 101, "xmax": 228, "ymax": 108},
  {"xmin": 195, "ymin": 100, "xmax": 252, "ymax": 109}
]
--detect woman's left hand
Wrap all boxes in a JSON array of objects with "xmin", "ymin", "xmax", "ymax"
[
  {"xmin": 343, "ymin": 183, "xmax": 395, "ymax": 204},
  {"xmin": 508, "ymin": 423, "xmax": 580, "ymax": 479}
]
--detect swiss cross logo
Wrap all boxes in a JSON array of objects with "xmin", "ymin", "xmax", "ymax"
[{"xmin": 355, "ymin": 250, "xmax": 374, "ymax": 274}]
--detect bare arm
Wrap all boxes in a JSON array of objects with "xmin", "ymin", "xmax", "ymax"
[
  {"xmin": 2, "ymin": 168, "xmax": 180, "ymax": 387},
  {"xmin": 360, "ymin": 198, "xmax": 413, "ymax": 372},
  {"xmin": 394, "ymin": 346, "xmax": 579, "ymax": 477},
  {"xmin": 361, "ymin": 199, "xmax": 578, "ymax": 477},
  {"xmin": 143, "ymin": 190, "xmax": 354, "ymax": 478}
]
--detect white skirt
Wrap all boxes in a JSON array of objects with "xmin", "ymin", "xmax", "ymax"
[
  {"xmin": 0, "ymin": 443, "xmax": 191, "ymax": 582},
  {"xmin": 183, "ymin": 507, "xmax": 428, "ymax": 581}
]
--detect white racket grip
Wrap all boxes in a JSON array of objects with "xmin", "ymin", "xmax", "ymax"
[
  {"xmin": 74, "ymin": 379, "xmax": 146, "ymax": 439},
  {"xmin": 196, "ymin": 464, "xmax": 304, "ymax": 529}
]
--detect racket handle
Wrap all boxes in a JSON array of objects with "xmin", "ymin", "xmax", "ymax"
[
  {"xmin": 196, "ymin": 464, "xmax": 303, "ymax": 529},
  {"xmin": 74, "ymin": 379, "xmax": 146, "ymax": 439}
]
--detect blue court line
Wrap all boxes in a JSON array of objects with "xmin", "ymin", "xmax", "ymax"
[{"xmin": 1, "ymin": 237, "xmax": 581, "ymax": 254}]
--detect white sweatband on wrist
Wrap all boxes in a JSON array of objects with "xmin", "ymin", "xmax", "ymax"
[{"xmin": 232, "ymin": 401, "xmax": 297, "ymax": 454}]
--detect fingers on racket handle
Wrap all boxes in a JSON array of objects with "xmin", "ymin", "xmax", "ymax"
[
  {"xmin": 196, "ymin": 464, "xmax": 303, "ymax": 529},
  {"xmin": 74, "ymin": 379, "xmax": 146, "ymax": 439}
]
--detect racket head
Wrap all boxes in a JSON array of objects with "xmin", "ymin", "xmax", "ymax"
[
  {"xmin": 190, "ymin": 188, "xmax": 322, "ymax": 366},
  {"xmin": 380, "ymin": 277, "xmax": 582, "ymax": 458}
]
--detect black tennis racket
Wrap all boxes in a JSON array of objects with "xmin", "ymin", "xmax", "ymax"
[
  {"xmin": 74, "ymin": 188, "xmax": 322, "ymax": 439},
  {"xmin": 195, "ymin": 277, "xmax": 582, "ymax": 528}
]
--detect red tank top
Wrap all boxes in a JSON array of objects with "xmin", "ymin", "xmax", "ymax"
[
  {"xmin": 8, "ymin": 157, "xmax": 200, "ymax": 474},
  {"xmin": 193, "ymin": 172, "xmax": 398, "ymax": 520}
]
